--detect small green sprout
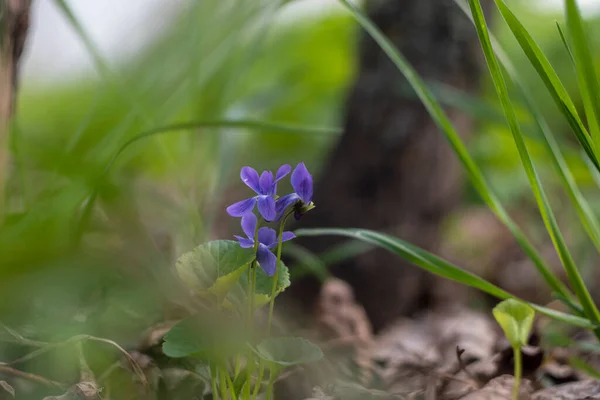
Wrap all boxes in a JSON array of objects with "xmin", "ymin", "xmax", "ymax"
[{"xmin": 493, "ymin": 299, "xmax": 535, "ymax": 400}]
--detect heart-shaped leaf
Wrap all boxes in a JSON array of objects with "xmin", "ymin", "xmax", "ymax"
[
  {"xmin": 162, "ymin": 313, "xmax": 245, "ymax": 362},
  {"xmin": 255, "ymin": 337, "xmax": 323, "ymax": 373},
  {"xmin": 225, "ymin": 261, "xmax": 291, "ymax": 310},
  {"xmin": 493, "ymin": 299, "xmax": 535, "ymax": 348},
  {"xmin": 176, "ymin": 240, "xmax": 255, "ymax": 300}
]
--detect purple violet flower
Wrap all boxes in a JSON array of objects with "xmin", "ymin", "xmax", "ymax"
[
  {"xmin": 275, "ymin": 162, "xmax": 314, "ymax": 220},
  {"xmin": 234, "ymin": 213, "xmax": 295, "ymax": 276},
  {"xmin": 226, "ymin": 165, "xmax": 291, "ymax": 221}
]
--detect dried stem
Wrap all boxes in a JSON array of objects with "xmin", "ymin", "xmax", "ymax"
[
  {"xmin": 0, "ymin": 365, "xmax": 66, "ymax": 389},
  {"xmin": 0, "ymin": 329, "xmax": 148, "ymax": 392},
  {"xmin": 0, "ymin": 0, "xmax": 30, "ymax": 220}
]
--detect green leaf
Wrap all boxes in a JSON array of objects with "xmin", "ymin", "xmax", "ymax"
[
  {"xmin": 232, "ymin": 367, "xmax": 253, "ymax": 397},
  {"xmin": 285, "ymin": 243, "xmax": 330, "ymax": 283},
  {"xmin": 493, "ymin": 299, "xmax": 535, "ymax": 348},
  {"xmin": 337, "ymin": 0, "xmax": 571, "ymax": 301},
  {"xmin": 456, "ymin": 0, "xmax": 600, "ymax": 298},
  {"xmin": 255, "ymin": 337, "xmax": 323, "ymax": 373},
  {"xmin": 162, "ymin": 314, "xmax": 245, "ymax": 361},
  {"xmin": 569, "ymin": 356, "xmax": 600, "ymax": 379},
  {"xmin": 555, "ymin": 22, "xmax": 575, "ymax": 66},
  {"xmin": 253, "ymin": 261, "xmax": 291, "ymax": 297},
  {"xmin": 468, "ymin": 0, "xmax": 600, "ymax": 328},
  {"xmin": 104, "ymin": 120, "xmax": 340, "ymax": 175},
  {"xmin": 565, "ymin": 0, "xmax": 600, "ymax": 153},
  {"xmin": 544, "ymin": 331, "xmax": 600, "ymax": 353},
  {"xmin": 175, "ymin": 240, "xmax": 255, "ymax": 300},
  {"xmin": 226, "ymin": 261, "xmax": 291, "ymax": 309},
  {"xmin": 295, "ymin": 227, "xmax": 596, "ymax": 329},
  {"xmin": 491, "ymin": 0, "xmax": 600, "ymax": 171}
]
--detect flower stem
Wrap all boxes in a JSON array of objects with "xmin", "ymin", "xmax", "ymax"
[
  {"xmin": 226, "ymin": 373, "xmax": 238, "ymax": 400},
  {"xmin": 512, "ymin": 346, "xmax": 522, "ymax": 400},
  {"xmin": 264, "ymin": 372, "xmax": 278, "ymax": 400},
  {"xmin": 210, "ymin": 365, "xmax": 218, "ymax": 400},
  {"xmin": 251, "ymin": 365, "xmax": 264, "ymax": 400},
  {"xmin": 219, "ymin": 368, "xmax": 228, "ymax": 400},
  {"xmin": 243, "ymin": 263, "xmax": 254, "ymax": 400},
  {"xmin": 244, "ymin": 219, "xmax": 261, "ymax": 400},
  {"xmin": 234, "ymin": 356, "xmax": 241, "ymax": 378},
  {"xmin": 252, "ymin": 213, "xmax": 292, "ymax": 399},
  {"xmin": 251, "ymin": 266, "xmax": 257, "ymax": 316},
  {"xmin": 266, "ymin": 212, "xmax": 292, "ymax": 336}
]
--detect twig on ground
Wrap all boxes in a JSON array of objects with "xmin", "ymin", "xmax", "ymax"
[
  {"xmin": 455, "ymin": 346, "xmax": 477, "ymax": 382},
  {"xmin": 0, "ymin": 365, "xmax": 66, "ymax": 389},
  {"xmin": 0, "ymin": 328, "xmax": 149, "ymax": 392}
]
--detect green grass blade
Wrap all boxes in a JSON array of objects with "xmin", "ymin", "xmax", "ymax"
[
  {"xmin": 337, "ymin": 0, "xmax": 571, "ymax": 300},
  {"xmin": 556, "ymin": 22, "xmax": 576, "ymax": 66},
  {"xmin": 565, "ymin": 0, "xmax": 600, "ymax": 152},
  {"xmin": 469, "ymin": 0, "xmax": 600, "ymax": 327},
  {"xmin": 491, "ymin": 0, "xmax": 599, "ymax": 172},
  {"xmin": 73, "ymin": 119, "xmax": 340, "ymax": 245},
  {"xmin": 53, "ymin": 0, "xmax": 152, "ymax": 126},
  {"xmin": 583, "ymin": 150, "xmax": 600, "ymax": 189},
  {"xmin": 569, "ymin": 356, "xmax": 600, "ymax": 379},
  {"xmin": 456, "ymin": 0, "xmax": 600, "ymax": 281},
  {"xmin": 296, "ymin": 228, "xmax": 594, "ymax": 329},
  {"xmin": 104, "ymin": 119, "xmax": 340, "ymax": 175},
  {"xmin": 319, "ymin": 240, "xmax": 374, "ymax": 266},
  {"xmin": 285, "ymin": 240, "xmax": 373, "ymax": 281},
  {"xmin": 53, "ymin": 0, "xmax": 109, "ymax": 77},
  {"xmin": 522, "ymin": 102, "xmax": 600, "ymax": 257},
  {"xmin": 284, "ymin": 243, "xmax": 330, "ymax": 283}
]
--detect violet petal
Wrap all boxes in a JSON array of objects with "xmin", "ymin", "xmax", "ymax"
[
  {"xmin": 257, "ymin": 244, "xmax": 277, "ymax": 276},
  {"xmin": 257, "ymin": 195, "xmax": 276, "ymax": 221},
  {"xmin": 226, "ymin": 197, "xmax": 257, "ymax": 217},
  {"xmin": 240, "ymin": 167, "xmax": 261, "ymax": 194}
]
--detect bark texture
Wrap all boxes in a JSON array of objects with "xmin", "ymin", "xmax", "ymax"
[
  {"xmin": 286, "ymin": 0, "xmax": 485, "ymax": 332},
  {"xmin": 0, "ymin": 0, "xmax": 31, "ymax": 216}
]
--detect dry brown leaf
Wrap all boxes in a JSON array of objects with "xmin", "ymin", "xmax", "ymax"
[
  {"xmin": 458, "ymin": 375, "xmax": 533, "ymax": 400},
  {"xmin": 316, "ymin": 278, "xmax": 374, "ymax": 384},
  {"xmin": 532, "ymin": 380, "xmax": 600, "ymax": 400},
  {"xmin": 374, "ymin": 307, "xmax": 499, "ymax": 398}
]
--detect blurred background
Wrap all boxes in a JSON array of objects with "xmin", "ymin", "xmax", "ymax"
[{"xmin": 3, "ymin": 0, "xmax": 600, "ymax": 397}]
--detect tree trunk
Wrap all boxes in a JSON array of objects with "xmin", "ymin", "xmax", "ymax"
[
  {"xmin": 0, "ymin": 0, "xmax": 30, "ymax": 218},
  {"xmin": 287, "ymin": 0, "xmax": 484, "ymax": 333}
]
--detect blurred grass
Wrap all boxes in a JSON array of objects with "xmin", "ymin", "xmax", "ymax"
[
  {"xmin": 3, "ymin": 0, "xmax": 600, "ymax": 397},
  {"xmin": 2, "ymin": 2, "xmax": 356, "ymax": 396},
  {"xmin": 479, "ymin": 4, "xmax": 600, "ymax": 202}
]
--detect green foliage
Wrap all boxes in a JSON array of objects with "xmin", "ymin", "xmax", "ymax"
[
  {"xmin": 162, "ymin": 314, "xmax": 245, "ymax": 362},
  {"xmin": 492, "ymin": 299, "xmax": 535, "ymax": 348},
  {"xmin": 337, "ymin": 0, "xmax": 572, "ymax": 302},
  {"xmin": 565, "ymin": 0, "xmax": 600, "ymax": 151},
  {"xmin": 331, "ymin": 0, "xmax": 600, "ymax": 343},
  {"xmin": 175, "ymin": 240, "xmax": 255, "ymax": 301},
  {"xmin": 568, "ymin": 355, "xmax": 600, "ymax": 379},
  {"xmin": 8, "ymin": 0, "xmax": 600, "ymax": 397},
  {"xmin": 492, "ymin": 298, "xmax": 532, "ymax": 399},
  {"xmin": 296, "ymin": 227, "xmax": 594, "ymax": 329},
  {"xmin": 468, "ymin": 0, "xmax": 600, "ymax": 326},
  {"xmin": 226, "ymin": 261, "xmax": 291, "ymax": 309},
  {"xmin": 491, "ymin": 0, "xmax": 599, "ymax": 171},
  {"xmin": 463, "ymin": 4, "xmax": 600, "ymax": 204},
  {"xmin": 1, "ymin": 0, "xmax": 352, "ymax": 397},
  {"xmin": 255, "ymin": 337, "xmax": 323, "ymax": 373}
]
